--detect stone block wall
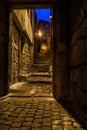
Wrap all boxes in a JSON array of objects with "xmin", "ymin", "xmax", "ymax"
[
  {"xmin": 12, "ymin": 43, "xmax": 19, "ymax": 83},
  {"xmin": 9, "ymin": 10, "xmax": 34, "ymax": 84},
  {"xmin": 9, "ymin": 20, "xmax": 19, "ymax": 84},
  {"xmin": 70, "ymin": 0, "xmax": 87, "ymax": 125},
  {"xmin": 20, "ymin": 43, "xmax": 33, "ymax": 75},
  {"xmin": 19, "ymin": 42, "xmax": 34, "ymax": 81},
  {"xmin": 28, "ymin": 45, "xmax": 34, "ymax": 72}
]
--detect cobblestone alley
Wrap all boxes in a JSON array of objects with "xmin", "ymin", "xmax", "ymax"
[{"xmin": 0, "ymin": 72, "xmax": 86, "ymax": 130}]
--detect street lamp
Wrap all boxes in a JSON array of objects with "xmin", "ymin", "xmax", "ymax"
[
  {"xmin": 36, "ymin": 30, "xmax": 42, "ymax": 54},
  {"xmin": 38, "ymin": 30, "xmax": 42, "ymax": 37}
]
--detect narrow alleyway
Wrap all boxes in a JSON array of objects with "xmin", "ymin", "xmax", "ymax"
[{"xmin": 0, "ymin": 71, "xmax": 85, "ymax": 130}]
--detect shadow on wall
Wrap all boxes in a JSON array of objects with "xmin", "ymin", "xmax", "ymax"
[{"xmin": 58, "ymin": 99, "xmax": 86, "ymax": 129}]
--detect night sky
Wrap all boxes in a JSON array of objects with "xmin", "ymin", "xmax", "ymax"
[{"xmin": 35, "ymin": 9, "xmax": 50, "ymax": 22}]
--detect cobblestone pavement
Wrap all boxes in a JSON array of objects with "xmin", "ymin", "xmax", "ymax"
[{"xmin": 0, "ymin": 81, "xmax": 86, "ymax": 130}]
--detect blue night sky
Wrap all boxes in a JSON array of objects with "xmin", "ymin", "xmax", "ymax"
[{"xmin": 35, "ymin": 9, "xmax": 50, "ymax": 22}]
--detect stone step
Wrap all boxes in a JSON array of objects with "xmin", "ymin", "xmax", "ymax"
[
  {"xmin": 33, "ymin": 64, "xmax": 49, "ymax": 72},
  {"xmin": 31, "ymin": 72, "xmax": 50, "ymax": 77},
  {"xmin": 35, "ymin": 69, "xmax": 48, "ymax": 72},
  {"xmin": 27, "ymin": 80, "xmax": 52, "ymax": 84},
  {"xmin": 27, "ymin": 75, "xmax": 52, "ymax": 84},
  {"xmin": 34, "ymin": 57, "xmax": 50, "ymax": 64}
]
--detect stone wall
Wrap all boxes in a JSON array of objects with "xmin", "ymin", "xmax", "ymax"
[
  {"xmin": 70, "ymin": 0, "xmax": 87, "ymax": 125},
  {"xmin": 0, "ymin": 1, "xmax": 9, "ymax": 96},
  {"xmin": 20, "ymin": 42, "xmax": 33, "ymax": 75},
  {"xmin": 9, "ymin": 15, "xmax": 20, "ymax": 84},
  {"xmin": 11, "ymin": 23, "xmax": 19, "ymax": 83},
  {"xmin": 52, "ymin": 1, "xmax": 87, "ymax": 127},
  {"xmin": 9, "ymin": 10, "xmax": 34, "ymax": 84},
  {"xmin": 53, "ymin": 1, "xmax": 70, "ymax": 100}
]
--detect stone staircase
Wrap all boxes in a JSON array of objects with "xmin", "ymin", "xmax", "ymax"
[
  {"xmin": 10, "ymin": 63, "xmax": 52, "ymax": 97},
  {"xmin": 27, "ymin": 62, "xmax": 52, "ymax": 84},
  {"xmin": 27, "ymin": 72, "xmax": 52, "ymax": 84}
]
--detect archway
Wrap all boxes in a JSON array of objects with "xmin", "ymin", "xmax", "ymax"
[
  {"xmin": 8, "ymin": 2, "xmax": 54, "ymax": 97},
  {"xmin": 0, "ymin": 0, "xmax": 70, "ymax": 102}
]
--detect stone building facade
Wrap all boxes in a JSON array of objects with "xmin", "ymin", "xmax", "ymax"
[{"xmin": 9, "ymin": 9, "xmax": 34, "ymax": 84}]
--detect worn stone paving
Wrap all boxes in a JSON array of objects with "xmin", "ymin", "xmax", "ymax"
[
  {"xmin": 8, "ymin": 82, "xmax": 52, "ymax": 97},
  {"xmin": 0, "ymin": 81, "xmax": 85, "ymax": 130}
]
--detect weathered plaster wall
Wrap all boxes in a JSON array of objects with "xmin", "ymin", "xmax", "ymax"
[{"xmin": 14, "ymin": 10, "xmax": 33, "ymax": 43}]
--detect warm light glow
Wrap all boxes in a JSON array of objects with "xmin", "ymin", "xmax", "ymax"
[
  {"xmin": 38, "ymin": 30, "xmax": 42, "ymax": 37},
  {"xmin": 50, "ymin": 15, "xmax": 52, "ymax": 19},
  {"xmin": 41, "ymin": 44, "xmax": 47, "ymax": 51}
]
